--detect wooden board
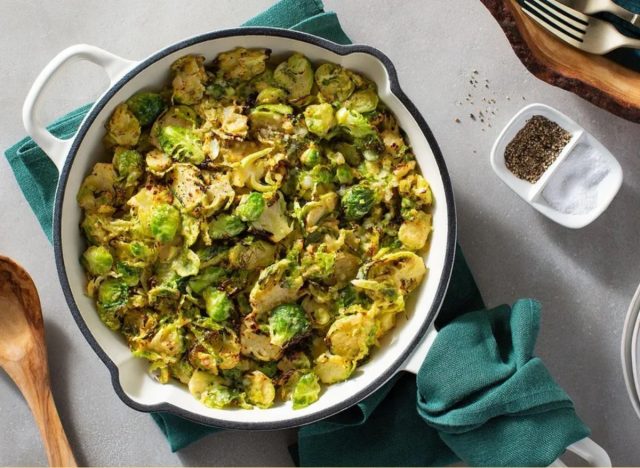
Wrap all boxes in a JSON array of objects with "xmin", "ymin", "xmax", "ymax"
[{"xmin": 480, "ymin": 0, "xmax": 640, "ymax": 123}]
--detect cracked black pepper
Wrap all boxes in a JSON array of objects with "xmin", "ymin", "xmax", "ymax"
[{"xmin": 504, "ymin": 115, "xmax": 571, "ymax": 183}]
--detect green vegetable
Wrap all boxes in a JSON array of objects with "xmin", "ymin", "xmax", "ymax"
[
  {"xmin": 115, "ymin": 262, "xmax": 139, "ymax": 287},
  {"xmin": 291, "ymin": 372, "xmax": 321, "ymax": 409},
  {"xmin": 208, "ymin": 214, "xmax": 246, "ymax": 239},
  {"xmin": 202, "ymin": 288, "xmax": 234, "ymax": 322},
  {"xmin": 157, "ymin": 126, "xmax": 205, "ymax": 164},
  {"xmin": 97, "ymin": 278, "xmax": 128, "ymax": 310},
  {"xmin": 304, "ymin": 103, "xmax": 336, "ymax": 138},
  {"xmin": 314, "ymin": 63, "xmax": 355, "ymax": 102},
  {"xmin": 341, "ymin": 185, "xmax": 375, "ymax": 220},
  {"xmin": 335, "ymin": 165, "xmax": 354, "ymax": 185},
  {"xmin": 188, "ymin": 266, "xmax": 228, "ymax": 294},
  {"xmin": 273, "ymin": 53, "xmax": 314, "ymax": 101},
  {"xmin": 82, "ymin": 246, "xmax": 113, "ymax": 276},
  {"xmin": 113, "ymin": 148, "xmax": 143, "ymax": 186},
  {"xmin": 300, "ymin": 146, "xmax": 321, "ymax": 168},
  {"xmin": 235, "ymin": 192, "xmax": 265, "ymax": 222},
  {"xmin": 335, "ymin": 107, "xmax": 376, "ymax": 139},
  {"xmin": 150, "ymin": 204, "xmax": 181, "ymax": 242},
  {"xmin": 126, "ymin": 92, "xmax": 166, "ymax": 126},
  {"xmin": 256, "ymin": 87, "xmax": 288, "ymax": 105},
  {"xmin": 268, "ymin": 303, "xmax": 310, "ymax": 347},
  {"xmin": 344, "ymin": 88, "xmax": 378, "ymax": 114}
]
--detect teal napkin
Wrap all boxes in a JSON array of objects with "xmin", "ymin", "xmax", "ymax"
[{"xmin": 4, "ymin": 0, "xmax": 590, "ymax": 465}]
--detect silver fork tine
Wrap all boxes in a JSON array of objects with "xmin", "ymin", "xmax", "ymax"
[
  {"xmin": 543, "ymin": 0, "xmax": 590, "ymax": 23},
  {"xmin": 527, "ymin": 0, "xmax": 588, "ymax": 35},
  {"xmin": 523, "ymin": 0, "xmax": 585, "ymax": 46}
]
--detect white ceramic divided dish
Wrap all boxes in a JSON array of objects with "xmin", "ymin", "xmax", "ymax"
[
  {"xmin": 22, "ymin": 29, "xmax": 456, "ymax": 430},
  {"xmin": 490, "ymin": 103, "xmax": 622, "ymax": 229},
  {"xmin": 621, "ymin": 282, "xmax": 640, "ymax": 420}
]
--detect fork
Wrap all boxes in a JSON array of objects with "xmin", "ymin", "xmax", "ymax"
[
  {"xmin": 555, "ymin": 0, "xmax": 640, "ymax": 27},
  {"xmin": 522, "ymin": 0, "xmax": 640, "ymax": 54}
]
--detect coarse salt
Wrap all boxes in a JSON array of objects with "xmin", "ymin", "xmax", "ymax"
[{"xmin": 541, "ymin": 143, "xmax": 610, "ymax": 215}]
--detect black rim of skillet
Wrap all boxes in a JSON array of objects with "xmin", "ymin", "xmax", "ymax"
[{"xmin": 53, "ymin": 27, "xmax": 457, "ymax": 431}]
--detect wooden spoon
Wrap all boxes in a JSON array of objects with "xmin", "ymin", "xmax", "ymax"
[{"xmin": 0, "ymin": 256, "xmax": 76, "ymax": 467}]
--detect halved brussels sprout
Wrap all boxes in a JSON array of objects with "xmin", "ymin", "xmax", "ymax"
[
  {"xmin": 126, "ymin": 92, "xmax": 166, "ymax": 126},
  {"xmin": 291, "ymin": 372, "xmax": 321, "ymax": 409},
  {"xmin": 326, "ymin": 312, "xmax": 375, "ymax": 362},
  {"xmin": 314, "ymin": 63, "xmax": 355, "ymax": 102},
  {"xmin": 256, "ymin": 87, "xmax": 288, "ymax": 105},
  {"xmin": 398, "ymin": 211, "xmax": 432, "ymax": 250},
  {"xmin": 344, "ymin": 88, "xmax": 378, "ymax": 114},
  {"xmin": 249, "ymin": 259, "xmax": 303, "ymax": 315},
  {"xmin": 216, "ymin": 47, "xmax": 269, "ymax": 81},
  {"xmin": 234, "ymin": 192, "xmax": 265, "ymax": 222},
  {"xmin": 150, "ymin": 204, "xmax": 181, "ymax": 243},
  {"xmin": 366, "ymin": 251, "xmax": 427, "ymax": 294},
  {"xmin": 202, "ymin": 288, "xmax": 234, "ymax": 322},
  {"xmin": 273, "ymin": 53, "xmax": 314, "ymax": 101},
  {"xmin": 268, "ymin": 303, "xmax": 310, "ymax": 347},
  {"xmin": 340, "ymin": 185, "xmax": 375, "ymax": 220},
  {"xmin": 250, "ymin": 192, "xmax": 293, "ymax": 243},
  {"xmin": 243, "ymin": 370, "xmax": 276, "ymax": 408},
  {"xmin": 303, "ymin": 103, "xmax": 336, "ymax": 138},
  {"xmin": 335, "ymin": 107, "xmax": 376, "ymax": 139},
  {"xmin": 157, "ymin": 126, "xmax": 205, "ymax": 165},
  {"xmin": 113, "ymin": 148, "xmax": 143, "ymax": 186},
  {"xmin": 104, "ymin": 103, "xmax": 141, "ymax": 148},
  {"xmin": 314, "ymin": 353, "xmax": 355, "ymax": 384},
  {"xmin": 97, "ymin": 278, "xmax": 129, "ymax": 311},
  {"xmin": 171, "ymin": 55, "xmax": 207, "ymax": 105},
  {"xmin": 228, "ymin": 239, "xmax": 276, "ymax": 270},
  {"xmin": 208, "ymin": 214, "xmax": 246, "ymax": 240},
  {"xmin": 82, "ymin": 245, "xmax": 113, "ymax": 276}
]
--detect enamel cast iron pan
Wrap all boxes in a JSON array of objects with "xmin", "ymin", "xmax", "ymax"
[{"xmin": 22, "ymin": 28, "xmax": 456, "ymax": 430}]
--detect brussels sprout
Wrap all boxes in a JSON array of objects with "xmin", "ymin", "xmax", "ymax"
[
  {"xmin": 250, "ymin": 192, "xmax": 293, "ymax": 243},
  {"xmin": 300, "ymin": 145, "xmax": 321, "ymax": 168},
  {"xmin": 157, "ymin": 126, "xmax": 205, "ymax": 165},
  {"xmin": 216, "ymin": 47, "xmax": 269, "ymax": 81},
  {"xmin": 188, "ymin": 369, "xmax": 217, "ymax": 399},
  {"xmin": 171, "ymin": 164, "xmax": 205, "ymax": 212},
  {"xmin": 398, "ymin": 211, "xmax": 432, "ymax": 250},
  {"xmin": 326, "ymin": 312, "xmax": 375, "ymax": 361},
  {"xmin": 104, "ymin": 103, "xmax": 141, "ymax": 148},
  {"xmin": 344, "ymin": 88, "xmax": 379, "ymax": 114},
  {"xmin": 335, "ymin": 108, "xmax": 376, "ymax": 139},
  {"xmin": 229, "ymin": 240, "xmax": 276, "ymax": 270},
  {"xmin": 235, "ymin": 192, "xmax": 265, "ymax": 222},
  {"xmin": 341, "ymin": 185, "xmax": 375, "ymax": 220},
  {"xmin": 314, "ymin": 352, "xmax": 355, "ymax": 384},
  {"xmin": 314, "ymin": 63, "xmax": 355, "ymax": 102},
  {"xmin": 256, "ymin": 87, "xmax": 288, "ymax": 105},
  {"xmin": 188, "ymin": 266, "xmax": 228, "ymax": 294},
  {"xmin": 249, "ymin": 259, "xmax": 303, "ymax": 315},
  {"xmin": 129, "ymin": 241, "xmax": 153, "ymax": 260},
  {"xmin": 303, "ymin": 103, "xmax": 336, "ymax": 138},
  {"xmin": 113, "ymin": 148, "xmax": 143, "ymax": 186},
  {"xmin": 366, "ymin": 251, "xmax": 427, "ymax": 294},
  {"xmin": 243, "ymin": 370, "xmax": 276, "ymax": 408},
  {"xmin": 172, "ymin": 249, "xmax": 201, "ymax": 277},
  {"xmin": 334, "ymin": 142, "xmax": 361, "ymax": 166},
  {"xmin": 240, "ymin": 313, "xmax": 284, "ymax": 361},
  {"xmin": 115, "ymin": 262, "xmax": 139, "ymax": 286},
  {"xmin": 148, "ymin": 322, "xmax": 185, "ymax": 357},
  {"xmin": 145, "ymin": 149, "xmax": 173, "ymax": 175},
  {"xmin": 126, "ymin": 92, "xmax": 166, "ymax": 126},
  {"xmin": 256, "ymin": 361, "xmax": 279, "ymax": 378},
  {"xmin": 170, "ymin": 55, "xmax": 207, "ymax": 105},
  {"xmin": 202, "ymin": 288, "xmax": 234, "ymax": 322},
  {"xmin": 301, "ymin": 251, "xmax": 335, "ymax": 281},
  {"xmin": 208, "ymin": 214, "xmax": 246, "ymax": 240},
  {"xmin": 335, "ymin": 165, "xmax": 354, "ymax": 185},
  {"xmin": 268, "ymin": 303, "xmax": 310, "ymax": 347},
  {"xmin": 169, "ymin": 358, "xmax": 195, "ymax": 384},
  {"xmin": 97, "ymin": 278, "xmax": 129, "ymax": 310},
  {"xmin": 150, "ymin": 204, "xmax": 181, "ymax": 243},
  {"xmin": 82, "ymin": 245, "xmax": 113, "ymax": 276},
  {"xmin": 76, "ymin": 163, "xmax": 116, "ymax": 213},
  {"xmin": 273, "ymin": 53, "xmax": 314, "ymax": 101},
  {"xmin": 291, "ymin": 372, "xmax": 321, "ymax": 409},
  {"xmin": 201, "ymin": 383, "xmax": 236, "ymax": 409}
]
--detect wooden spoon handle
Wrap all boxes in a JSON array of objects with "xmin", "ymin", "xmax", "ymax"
[{"xmin": 5, "ymin": 361, "xmax": 77, "ymax": 467}]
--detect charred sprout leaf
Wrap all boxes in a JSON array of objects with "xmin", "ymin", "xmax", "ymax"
[
  {"xmin": 340, "ymin": 185, "xmax": 375, "ymax": 220},
  {"xmin": 188, "ymin": 266, "xmax": 228, "ymax": 294},
  {"xmin": 82, "ymin": 245, "xmax": 113, "ymax": 276},
  {"xmin": 126, "ymin": 92, "xmax": 166, "ymax": 126},
  {"xmin": 104, "ymin": 103, "xmax": 141, "ymax": 148},
  {"xmin": 171, "ymin": 55, "xmax": 207, "ymax": 105},
  {"xmin": 268, "ymin": 303, "xmax": 310, "ymax": 347},
  {"xmin": 273, "ymin": 53, "xmax": 314, "ymax": 101},
  {"xmin": 250, "ymin": 192, "xmax": 293, "ymax": 243}
]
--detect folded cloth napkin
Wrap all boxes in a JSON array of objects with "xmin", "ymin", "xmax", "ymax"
[{"xmin": 3, "ymin": 0, "xmax": 590, "ymax": 465}]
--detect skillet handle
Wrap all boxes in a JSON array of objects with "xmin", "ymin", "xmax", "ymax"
[
  {"xmin": 22, "ymin": 44, "xmax": 136, "ymax": 172},
  {"xmin": 400, "ymin": 324, "xmax": 438, "ymax": 374},
  {"xmin": 550, "ymin": 437, "xmax": 611, "ymax": 467}
]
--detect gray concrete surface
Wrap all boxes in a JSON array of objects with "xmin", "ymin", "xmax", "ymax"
[{"xmin": 1, "ymin": 0, "xmax": 639, "ymax": 465}]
